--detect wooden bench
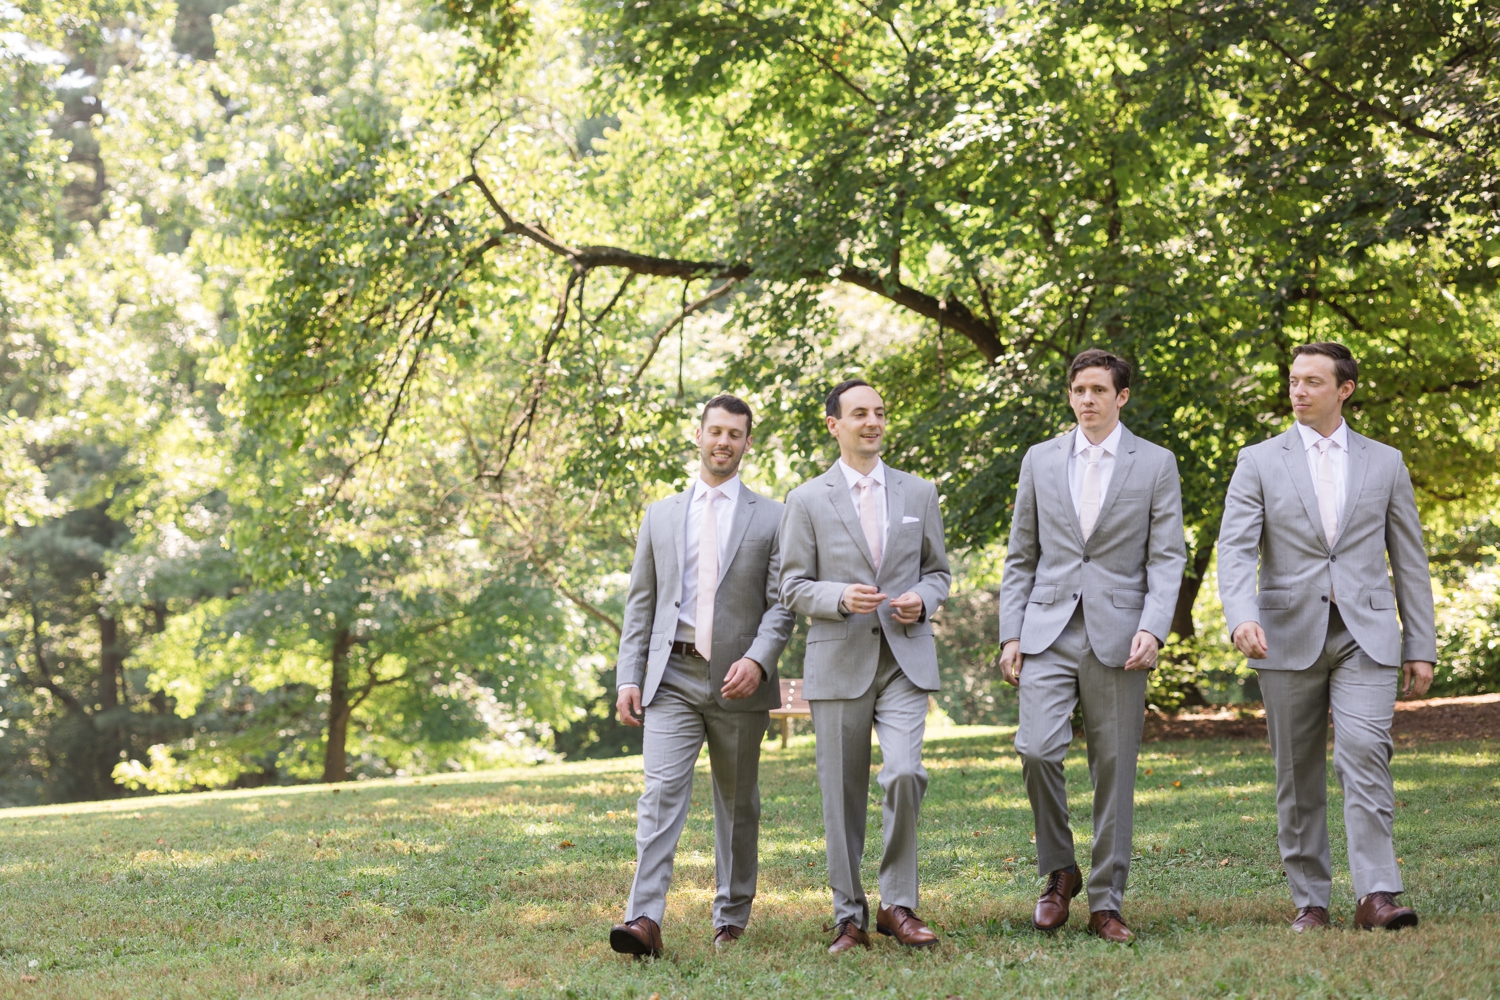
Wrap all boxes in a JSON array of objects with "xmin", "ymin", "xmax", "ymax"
[{"xmin": 768, "ymin": 678, "xmax": 811, "ymax": 748}]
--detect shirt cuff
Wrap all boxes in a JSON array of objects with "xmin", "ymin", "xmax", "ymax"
[{"xmin": 618, "ymin": 682, "xmax": 640, "ymax": 691}]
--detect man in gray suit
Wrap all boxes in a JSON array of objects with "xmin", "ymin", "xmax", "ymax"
[
  {"xmin": 779, "ymin": 379, "xmax": 951, "ymax": 953},
  {"xmin": 609, "ymin": 394, "xmax": 795, "ymax": 957},
  {"xmin": 998, "ymin": 349, "xmax": 1186, "ymax": 943},
  {"xmin": 1219, "ymin": 342, "xmax": 1435, "ymax": 933}
]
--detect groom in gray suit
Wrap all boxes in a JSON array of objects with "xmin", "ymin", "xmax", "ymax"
[
  {"xmin": 779, "ymin": 379, "xmax": 951, "ymax": 953},
  {"xmin": 998, "ymin": 349, "xmax": 1186, "ymax": 942},
  {"xmin": 609, "ymin": 394, "xmax": 795, "ymax": 957},
  {"xmin": 1219, "ymin": 342, "xmax": 1435, "ymax": 933}
]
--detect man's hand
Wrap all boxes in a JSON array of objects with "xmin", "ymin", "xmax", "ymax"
[
  {"xmin": 841, "ymin": 584, "xmax": 888, "ymax": 615},
  {"xmin": 721, "ymin": 658, "xmax": 764, "ymax": 700},
  {"xmin": 1124, "ymin": 630, "xmax": 1160, "ymax": 671},
  {"xmin": 889, "ymin": 591, "xmax": 924, "ymax": 625},
  {"xmin": 1000, "ymin": 639, "xmax": 1023, "ymax": 687},
  {"xmin": 616, "ymin": 686, "xmax": 643, "ymax": 727},
  {"xmin": 1401, "ymin": 660, "xmax": 1434, "ymax": 699},
  {"xmin": 1232, "ymin": 621, "xmax": 1268, "ymax": 660}
]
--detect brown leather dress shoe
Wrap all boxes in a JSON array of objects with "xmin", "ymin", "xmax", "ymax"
[
  {"xmin": 876, "ymin": 905, "xmax": 939, "ymax": 947},
  {"xmin": 1032, "ymin": 865, "xmax": 1082, "ymax": 931},
  {"xmin": 1087, "ymin": 909, "xmax": 1135, "ymax": 943},
  {"xmin": 1354, "ymin": 892, "xmax": 1418, "ymax": 931},
  {"xmin": 712, "ymin": 925, "xmax": 743, "ymax": 950},
  {"xmin": 827, "ymin": 920, "xmax": 871, "ymax": 954},
  {"xmin": 1291, "ymin": 906, "xmax": 1330, "ymax": 932},
  {"xmin": 609, "ymin": 915, "xmax": 663, "ymax": 957}
]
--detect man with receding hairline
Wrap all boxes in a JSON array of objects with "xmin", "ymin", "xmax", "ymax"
[
  {"xmin": 778, "ymin": 378, "xmax": 952, "ymax": 954},
  {"xmin": 1218, "ymin": 342, "xmax": 1435, "ymax": 933},
  {"xmin": 609, "ymin": 394, "xmax": 794, "ymax": 957}
]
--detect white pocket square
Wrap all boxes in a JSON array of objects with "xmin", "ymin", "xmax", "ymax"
[{"xmin": 902, "ymin": 516, "xmax": 920, "ymax": 524}]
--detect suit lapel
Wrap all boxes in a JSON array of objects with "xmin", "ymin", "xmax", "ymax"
[
  {"xmin": 824, "ymin": 464, "xmax": 879, "ymax": 575},
  {"xmin": 667, "ymin": 487, "xmax": 693, "ymax": 593},
  {"xmin": 1049, "ymin": 432, "xmax": 1086, "ymax": 548},
  {"xmin": 1088, "ymin": 424, "xmax": 1138, "ymax": 545},
  {"xmin": 1279, "ymin": 428, "xmax": 1331, "ymax": 553},
  {"xmin": 717, "ymin": 486, "xmax": 757, "ymax": 587},
  {"xmin": 1334, "ymin": 430, "xmax": 1370, "ymax": 550}
]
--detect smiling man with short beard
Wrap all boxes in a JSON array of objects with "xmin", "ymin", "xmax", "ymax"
[{"xmin": 609, "ymin": 395, "xmax": 795, "ymax": 957}]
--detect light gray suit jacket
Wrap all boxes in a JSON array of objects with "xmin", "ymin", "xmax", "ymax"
[
  {"xmin": 615, "ymin": 483, "xmax": 795, "ymax": 710},
  {"xmin": 998, "ymin": 425, "xmax": 1187, "ymax": 667},
  {"xmin": 778, "ymin": 463, "xmax": 952, "ymax": 699},
  {"xmin": 1217, "ymin": 425, "xmax": 1436, "ymax": 671}
]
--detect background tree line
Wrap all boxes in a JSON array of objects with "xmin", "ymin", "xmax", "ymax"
[{"xmin": 2, "ymin": 0, "xmax": 1497, "ymax": 804}]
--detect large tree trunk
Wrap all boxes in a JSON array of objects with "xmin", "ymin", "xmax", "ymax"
[
  {"xmin": 322, "ymin": 628, "xmax": 354, "ymax": 783},
  {"xmin": 96, "ymin": 610, "xmax": 123, "ymax": 710},
  {"xmin": 1170, "ymin": 545, "xmax": 1216, "ymax": 641}
]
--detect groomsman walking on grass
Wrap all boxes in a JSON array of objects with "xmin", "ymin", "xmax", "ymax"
[
  {"xmin": 998, "ymin": 349, "xmax": 1186, "ymax": 942},
  {"xmin": 778, "ymin": 379, "xmax": 952, "ymax": 954},
  {"xmin": 1218, "ymin": 342, "xmax": 1435, "ymax": 933},
  {"xmin": 609, "ymin": 394, "xmax": 795, "ymax": 957}
]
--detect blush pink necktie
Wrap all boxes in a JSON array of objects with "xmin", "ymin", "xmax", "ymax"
[
  {"xmin": 694, "ymin": 488, "xmax": 722, "ymax": 659},
  {"xmin": 857, "ymin": 476, "xmax": 883, "ymax": 573},
  {"xmin": 1315, "ymin": 439, "xmax": 1338, "ymax": 603}
]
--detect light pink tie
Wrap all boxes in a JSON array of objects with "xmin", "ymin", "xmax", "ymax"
[
  {"xmin": 857, "ymin": 477, "xmax": 883, "ymax": 573},
  {"xmin": 1315, "ymin": 439, "xmax": 1338, "ymax": 603},
  {"xmin": 695, "ymin": 488, "xmax": 722, "ymax": 659}
]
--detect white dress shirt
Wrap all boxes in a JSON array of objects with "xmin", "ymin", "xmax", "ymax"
[
  {"xmin": 1296, "ymin": 419, "xmax": 1348, "ymax": 516},
  {"xmin": 837, "ymin": 458, "xmax": 888, "ymax": 542},
  {"xmin": 1068, "ymin": 422, "xmax": 1123, "ymax": 517},
  {"xmin": 673, "ymin": 474, "xmax": 742, "ymax": 643}
]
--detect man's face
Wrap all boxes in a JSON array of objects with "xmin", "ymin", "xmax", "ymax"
[
  {"xmin": 1068, "ymin": 366, "xmax": 1128, "ymax": 434},
  {"xmin": 1289, "ymin": 353, "xmax": 1354, "ymax": 427},
  {"xmin": 695, "ymin": 407, "xmax": 751, "ymax": 478},
  {"xmin": 825, "ymin": 385, "xmax": 886, "ymax": 459}
]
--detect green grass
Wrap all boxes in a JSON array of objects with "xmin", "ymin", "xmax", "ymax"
[{"xmin": 1, "ymin": 727, "xmax": 1497, "ymax": 999}]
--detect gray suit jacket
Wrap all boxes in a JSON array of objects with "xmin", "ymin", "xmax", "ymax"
[
  {"xmin": 778, "ymin": 463, "xmax": 952, "ymax": 699},
  {"xmin": 615, "ymin": 483, "xmax": 795, "ymax": 710},
  {"xmin": 998, "ymin": 425, "xmax": 1187, "ymax": 667},
  {"xmin": 1217, "ymin": 425, "xmax": 1437, "ymax": 671}
]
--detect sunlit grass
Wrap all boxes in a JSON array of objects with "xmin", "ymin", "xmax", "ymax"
[{"xmin": 1, "ymin": 729, "xmax": 1495, "ymax": 998}]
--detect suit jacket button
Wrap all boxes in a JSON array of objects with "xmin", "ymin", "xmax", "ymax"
[
  {"xmin": 674, "ymin": 601, "xmax": 680, "ymax": 607},
  {"xmin": 1330, "ymin": 554, "xmax": 1337, "ymax": 562},
  {"xmin": 1071, "ymin": 593, "xmax": 1078, "ymax": 600},
  {"xmin": 871, "ymin": 627, "xmax": 880, "ymax": 634},
  {"xmin": 1321, "ymin": 596, "xmax": 1329, "ymax": 603},
  {"xmin": 1082, "ymin": 556, "xmax": 1091, "ymax": 563}
]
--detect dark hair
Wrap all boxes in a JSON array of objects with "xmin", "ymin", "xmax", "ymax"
[
  {"xmin": 825, "ymin": 378, "xmax": 878, "ymax": 419},
  {"xmin": 700, "ymin": 393, "xmax": 753, "ymax": 435},
  {"xmin": 1068, "ymin": 349, "xmax": 1131, "ymax": 392},
  {"xmin": 1291, "ymin": 341, "xmax": 1358, "ymax": 386}
]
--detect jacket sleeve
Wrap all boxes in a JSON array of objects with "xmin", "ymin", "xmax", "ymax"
[
  {"xmin": 778, "ymin": 489, "xmax": 847, "ymax": 620},
  {"xmin": 1386, "ymin": 457, "xmax": 1437, "ymax": 663},
  {"xmin": 911, "ymin": 482, "xmax": 951, "ymax": 620},
  {"xmin": 615, "ymin": 509, "xmax": 657, "ymax": 690},
  {"xmin": 745, "ymin": 502, "xmax": 796, "ymax": 672},
  {"xmin": 1139, "ymin": 449, "xmax": 1188, "ymax": 643},
  {"xmin": 1217, "ymin": 448, "xmax": 1265, "ymax": 639},
  {"xmin": 997, "ymin": 449, "xmax": 1039, "ymax": 645}
]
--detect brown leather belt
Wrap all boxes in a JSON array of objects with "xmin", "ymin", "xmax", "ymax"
[{"xmin": 669, "ymin": 640, "xmax": 706, "ymax": 659}]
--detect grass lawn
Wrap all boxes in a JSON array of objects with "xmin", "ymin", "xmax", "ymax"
[{"xmin": 1, "ymin": 726, "xmax": 1497, "ymax": 999}]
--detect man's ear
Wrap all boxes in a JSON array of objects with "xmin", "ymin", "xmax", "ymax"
[
  {"xmin": 693, "ymin": 424, "xmax": 703, "ymax": 446},
  {"xmin": 1117, "ymin": 387, "xmax": 1130, "ymax": 408},
  {"xmin": 1338, "ymin": 380, "xmax": 1356, "ymax": 403},
  {"xmin": 825, "ymin": 415, "xmax": 839, "ymax": 435}
]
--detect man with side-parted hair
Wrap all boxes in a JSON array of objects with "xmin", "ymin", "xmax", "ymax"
[
  {"xmin": 997, "ymin": 349, "xmax": 1186, "ymax": 942},
  {"xmin": 609, "ymin": 394, "xmax": 795, "ymax": 957},
  {"xmin": 1218, "ymin": 342, "xmax": 1435, "ymax": 933},
  {"xmin": 778, "ymin": 379, "xmax": 952, "ymax": 953}
]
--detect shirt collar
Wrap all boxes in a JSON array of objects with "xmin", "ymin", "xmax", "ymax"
[
  {"xmin": 692, "ymin": 474, "xmax": 741, "ymax": 503},
  {"xmin": 1296, "ymin": 419, "xmax": 1349, "ymax": 453},
  {"xmin": 837, "ymin": 458, "xmax": 886, "ymax": 488},
  {"xmin": 1073, "ymin": 421, "xmax": 1124, "ymax": 457}
]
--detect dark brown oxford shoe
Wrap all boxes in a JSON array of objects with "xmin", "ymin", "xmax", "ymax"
[
  {"xmin": 609, "ymin": 915, "xmax": 663, "ymax": 958},
  {"xmin": 1355, "ymin": 892, "xmax": 1418, "ymax": 931},
  {"xmin": 1087, "ymin": 909, "xmax": 1135, "ymax": 943},
  {"xmin": 827, "ymin": 920, "xmax": 872, "ymax": 955},
  {"xmin": 876, "ymin": 905, "xmax": 939, "ymax": 948},
  {"xmin": 1032, "ymin": 865, "xmax": 1082, "ymax": 931},
  {"xmin": 1290, "ymin": 906, "xmax": 1330, "ymax": 932},
  {"xmin": 712, "ymin": 925, "xmax": 744, "ymax": 951}
]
